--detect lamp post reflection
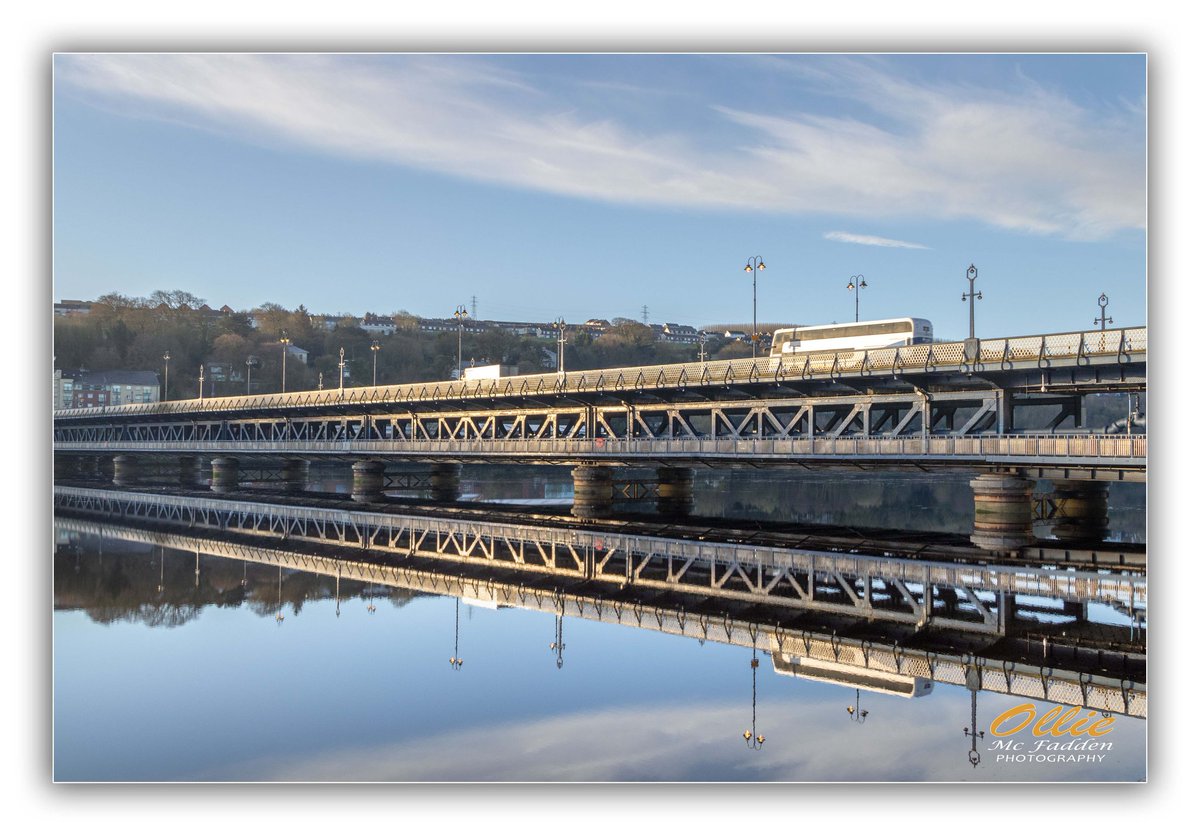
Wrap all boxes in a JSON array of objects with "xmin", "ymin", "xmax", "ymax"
[
  {"xmin": 743, "ymin": 643, "xmax": 765, "ymax": 749},
  {"xmin": 964, "ymin": 667, "xmax": 985, "ymax": 767},
  {"xmin": 550, "ymin": 613, "xmax": 566, "ymax": 669},
  {"xmin": 275, "ymin": 566, "xmax": 285, "ymax": 624},
  {"xmin": 846, "ymin": 688, "xmax": 870, "ymax": 724},
  {"xmin": 450, "ymin": 598, "xmax": 464, "ymax": 670}
]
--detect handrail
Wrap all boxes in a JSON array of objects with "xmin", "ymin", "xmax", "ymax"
[{"xmin": 54, "ymin": 325, "xmax": 1147, "ymax": 420}]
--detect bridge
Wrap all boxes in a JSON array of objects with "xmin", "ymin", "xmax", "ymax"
[
  {"xmin": 53, "ymin": 486, "xmax": 1146, "ymax": 720},
  {"xmin": 53, "ymin": 325, "xmax": 1147, "ymax": 551}
]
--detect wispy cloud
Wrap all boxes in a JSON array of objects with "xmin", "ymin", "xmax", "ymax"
[
  {"xmin": 55, "ymin": 54, "xmax": 1145, "ymax": 240},
  {"xmin": 205, "ymin": 695, "xmax": 1145, "ymax": 782},
  {"xmin": 824, "ymin": 231, "xmax": 929, "ymax": 249}
]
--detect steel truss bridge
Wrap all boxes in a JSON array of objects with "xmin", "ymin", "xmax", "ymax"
[
  {"xmin": 53, "ymin": 327, "xmax": 1146, "ymax": 476},
  {"xmin": 54, "ymin": 486, "xmax": 1146, "ymax": 717}
]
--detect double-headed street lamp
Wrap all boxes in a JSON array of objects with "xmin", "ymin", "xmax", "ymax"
[
  {"xmin": 744, "ymin": 256, "xmax": 766, "ymax": 357},
  {"xmin": 338, "ymin": 347, "xmax": 346, "ymax": 392},
  {"xmin": 1095, "ymin": 293, "xmax": 1113, "ymax": 331},
  {"xmin": 370, "ymin": 340, "xmax": 381, "ymax": 386},
  {"xmin": 847, "ymin": 274, "xmax": 867, "ymax": 322},
  {"xmin": 197, "ymin": 363, "xmax": 205, "ymax": 401},
  {"xmin": 162, "ymin": 351, "xmax": 171, "ymax": 400},
  {"xmin": 961, "ymin": 264, "xmax": 982, "ymax": 339},
  {"xmin": 553, "ymin": 318, "xmax": 568, "ymax": 375},
  {"xmin": 279, "ymin": 332, "xmax": 291, "ymax": 392},
  {"xmin": 453, "ymin": 305, "xmax": 469, "ymax": 378}
]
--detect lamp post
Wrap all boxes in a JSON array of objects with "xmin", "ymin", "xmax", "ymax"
[
  {"xmin": 162, "ymin": 351, "xmax": 171, "ymax": 400},
  {"xmin": 847, "ymin": 274, "xmax": 867, "ymax": 322},
  {"xmin": 847, "ymin": 688, "xmax": 870, "ymax": 724},
  {"xmin": 553, "ymin": 318, "xmax": 567, "ymax": 375},
  {"xmin": 453, "ymin": 305, "xmax": 469, "ymax": 378},
  {"xmin": 697, "ymin": 331, "xmax": 709, "ymax": 363},
  {"xmin": 1095, "ymin": 293, "xmax": 1113, "ymax": 331},
  {"xmin": 744, "ymin": 256, "xmax": 766, "ymax": 357},
  {"xmin": 338, "ymin": 347, "xmax": 346, "ymax": 392},
  {"xmin": 370, "ymin": 340, "xmax": 380, "ymax": 386},
  {"xmin": 197, "ymin": 363, "xmax": 205, "ymax": 401},
  {"xmin": 279, "ymin": 332, "xmax": 291, "ymax": 392},
  {"xmin": 961, "ymin": 264, "xmax": 982, "ymax": 339},
  {"xmin": 245, "ymin": 356, "xmax": 255, "ymax": 395}
]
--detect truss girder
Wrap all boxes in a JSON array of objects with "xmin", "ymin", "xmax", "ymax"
[
  {"xmin": 54, "ymin": 504, "xmax": 1146, "ymax": 719},
  {"xmin": 54, "ymin": 486, "xmax": 1145, "ymax": 638}
]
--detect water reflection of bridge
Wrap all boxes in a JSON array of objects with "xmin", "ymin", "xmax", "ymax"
[{"xmin": 53, "ymin": 486, "xmax": 1146, "ymax": 718}]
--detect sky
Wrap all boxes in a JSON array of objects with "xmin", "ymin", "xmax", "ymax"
[{"xmin": 52, "ymin": 53, "xmax": 1146, "ymax": 338}]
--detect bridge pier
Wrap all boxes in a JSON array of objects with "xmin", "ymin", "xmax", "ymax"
[
  {"xmin": 429, "ymin": 463, "xmax": 462, "ymax": 503},
  {"xmin": 1050, "ymin": 479, "xmax": 1110, "ymax": 543},
  {"xmin": 282, "ymin": 458, "xmax": 310, "ymax": 493},
  {"xmin": 112, "ymin": 454, "xmax": 139, "ymax": 487},
  {"xmin": 656, "ymin": 467, "xmax": 694, "ymax": 517},
  {"xmin": 210, "ymin": 457, "xmax": 240, "ymax": 493},
  {"xmin": 351, "ymin": 460, "xmax": 386, "ymax": 502},
  {"xmin": 178, "ymin": 455, "xmax": 203, "ymax": 488},
  {"xmin": 969, "ymin": 472, "xmax": 1034, "ymax": 552},
  {"xmin": 572, "ymin": 465, "xmax": 614, "ymax": 519}
]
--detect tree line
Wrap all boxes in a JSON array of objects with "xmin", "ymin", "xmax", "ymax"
[{"xmin": 53, "ymin": 291, "xmax": 752, "ymax": 399}]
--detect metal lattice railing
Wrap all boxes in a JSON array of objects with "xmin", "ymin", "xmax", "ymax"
[{"xmin": 54, "ymin": 325, "xmax": 1147, "ymax": 421}]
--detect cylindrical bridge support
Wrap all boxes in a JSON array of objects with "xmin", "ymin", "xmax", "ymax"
[
  {"xmin": 112, "ymin": 454, "xmax": 139, "ymax": 487},
  {"xmin": 970, "ymin": 472, "xmax": 1034, "ymax": 552},
  {"xmin": 210, "ymin": 457, "xmax": 240, "ymax": 494},
  {"xmin": 429, "ymin": 463, "xmax": 462, "ymax": 503},
  {"xmin": 352, "ymin": 460, "xmax": 386, "ymax": 503},
  {"xmin": 656, "ymin": 467, "xmax": 694, "ymax": 517},
  {"xmin": 1050, "ymin": 479, "xmax": 1110, "ymax": 543},
  {"xmin": 178, "ymin": 455, "xmax": 203, "ymax": 487},
  {"xmin": 572, "ymin": 465, "xmax": 614, "ymax": 519},
  {"xmin": 281, "ymin": 458, "xmax": 310, "ymax": 493}
]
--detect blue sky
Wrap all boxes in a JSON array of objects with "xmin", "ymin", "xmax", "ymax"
[{"xmin": 53, "ymin": 53, "xmax": 1145, "ymax": 338}]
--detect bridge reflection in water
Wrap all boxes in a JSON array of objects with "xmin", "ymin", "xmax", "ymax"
[{"xmin": 53, "ymin": 485, "xmax": 1146, "ymax": 726}]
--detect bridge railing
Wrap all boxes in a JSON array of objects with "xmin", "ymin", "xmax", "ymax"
[{"xmin": 54, "ymin": 325, "xmax": 1147, "ymax": 420}]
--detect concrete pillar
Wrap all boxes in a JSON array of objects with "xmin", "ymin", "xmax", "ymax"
[
  {"xmin": 572, "ymin": 465, "xmax": 614, "ymax": 519},
  {"xmin": 429, "ymin": 463, "xmax": 461, "ymax": 503},
  {"xmin": 178, "ymin": 455, "xmax": 203, "ymax": 487},
  {"xmin": 656, "ymin": 466, "xmax": 694, "ymax": 517},
  {"xmin": 210, "ymin": 457, "xmax": 240, "ymax": 494},
  {"xmin": 281, "ymin": 458, "xmax": 310, "ymax": 493},
  {"xmin": 351, "ymin": 460, "xmax": 386, "ymax": 503},
  {"xmin": 112, "ymin": 454, "xmax": 139, "ymax": 487},
  {"xmin": 1050, "ymin": 479, "xmax": 1110, "ymax": 543},
  {"xmin": 81, "ymin": 455, "xmax": 103, "ymax": 480},
  {"xmin": 969, "ymin": 472, "xmax": 1034, "ymax": 551}
]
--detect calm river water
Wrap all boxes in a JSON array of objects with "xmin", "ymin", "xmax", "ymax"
[{"xmin": 52, "ymin": 467, "xmax": 1146, "ymax": 781}]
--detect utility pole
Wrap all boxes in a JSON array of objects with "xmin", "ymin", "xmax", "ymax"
[
  {"xmin": 471, "ymin": 295, "xmax": 478, "ymax": 319},
  {"xmin": 642, "ymin": 305, "xmax": 649, "ymax": 325}
]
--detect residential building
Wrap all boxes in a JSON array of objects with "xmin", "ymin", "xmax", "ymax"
[
  {"xmin": 62, "ymin": 370, "xmax": 161, "ymax": 408},
  {"xmin": 361, "ymin": 314, "xmax": 397, "ymax": 336}
]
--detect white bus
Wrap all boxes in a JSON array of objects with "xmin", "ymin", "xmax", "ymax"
[{"xmin": 770, "ymin": 317, "xmax": 933, "ymax": 356}]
